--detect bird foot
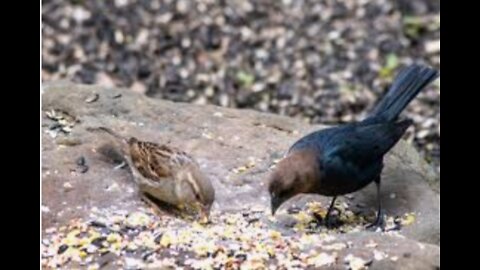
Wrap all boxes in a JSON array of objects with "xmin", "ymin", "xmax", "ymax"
[
  {"xmin": 140, "ymin": 194, "xmax": 165, "ymax": 216},
  {"xmin": 365, "ymin": 212, "xmax": 385, "ymax": 232},
  {"xmin": 324, "ymin": 215, "xmax": 342, "ymax": 229},
  {"xmin": 326, "ymin": 220, "xmax": 336, "ymax": 229}
]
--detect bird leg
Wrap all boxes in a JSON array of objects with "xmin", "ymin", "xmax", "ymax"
[
  {"xmin": 140, "ymin": 193, "xmax": 165, "ymax": 216},
  {"xmin": 141, "ymin": 193, "xmax": 191, "ymax": 219},
  {"xmin": 324, "ymin": 196, "xmax": 338, "ymax": 228},
  {"xmin": 366, "ymin": 176, "xmax": 385, "ymax": 231}
]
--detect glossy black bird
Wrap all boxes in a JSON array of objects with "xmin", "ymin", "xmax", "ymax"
[{"xmin": 268, "ymin": 64, "xmax": 439, "ymax": 229}]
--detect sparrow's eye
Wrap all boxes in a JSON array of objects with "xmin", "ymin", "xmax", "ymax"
[{"xmin": 195, "ymin": 193, "xmax": 201, "ymax": 201}]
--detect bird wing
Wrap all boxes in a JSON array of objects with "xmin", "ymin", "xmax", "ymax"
[
  {"xmin": 323, "ymin": 119, "xmax": 412, "ymax": 169},
  {"xmin": 129, "ymin": 140, "xmax": 187, "ymax": 182}
]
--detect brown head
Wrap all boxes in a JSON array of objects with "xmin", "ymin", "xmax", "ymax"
[
  {"xmin": 268, "ymin": 149, "xmax": 320, "ymax": 215},
  {"xmin": 175, "ymin": 164, "xmax": 215, "ymax": 221}
]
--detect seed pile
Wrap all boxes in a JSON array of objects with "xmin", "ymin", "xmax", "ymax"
[{"xmin": 41, "ymin": 201, "xmax": 415, "ymax": 269}]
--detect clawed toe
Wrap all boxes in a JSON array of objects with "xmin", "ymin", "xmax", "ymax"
[
  {"xmin": 324, "ymin": 215, "xmax": 341, "ymax": 229},
  {"xmin": 365, "ymin": 211, "xmax": 385, "ymax": 231}
]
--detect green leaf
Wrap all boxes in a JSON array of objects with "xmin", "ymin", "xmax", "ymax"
[
  {"xmin": 379, "ymin": 54, "xmax": 399, "ymax": 79},
  {"xmin": 403, "ymin": 16, "xmax": 424, "ymax": 38},
  {"xmin": 403, "ymin": 16, "xmax": 422, "ymax": 26},
  {"xmin": 386, "ymin": 54, "xmax": 399, "ymax": 70},
  {"xmin": 236, "ymin": 71, "xmax": 255, "ymax": 87}
]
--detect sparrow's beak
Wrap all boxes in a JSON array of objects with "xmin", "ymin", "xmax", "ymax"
[{"xmin": 199, "ymin": 205, "xmax": 211, "ymax": 224}]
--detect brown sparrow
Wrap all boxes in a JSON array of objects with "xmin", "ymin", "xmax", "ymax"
[{"xmin": 87, "ymin": 127, "xmax": 215, "ymax": 221}]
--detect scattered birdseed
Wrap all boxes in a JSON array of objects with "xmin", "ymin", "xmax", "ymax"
[
  {"xmin": 85, "ymin": 93, "xmax": 99, "ymax": 103},
  {"xmin": 401, "ymin": 213, "xmax": 416, "ymax": 226},
  {"xmin": 365, "ymin": 240, "xmax": 378, "ymax": 248},
  {"xmin": 41, "ymin": 200, "xmax": 416, "ymax": 269},
  {"xmin": 345, "ymin": 254, "xmax": 372, "ymax": 270},
  {"xmin": 373, "ymin": 250, "xmax": 387, "ymax": 261},
  {"xmin": 307, "ymin": 252, "xmax": 337, "ymax": 267},
  {"xmin": 232, "ymin": 159, "xmax": 257, "ymax": 174}
]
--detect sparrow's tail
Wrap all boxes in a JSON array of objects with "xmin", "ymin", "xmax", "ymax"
[
  {"xmin": 86, "ymin": 126, "xmax": 130, "ymax": 145},
  {"xmin": 369, "ymin": 64, "xmax": 439, "ymax": 122}
]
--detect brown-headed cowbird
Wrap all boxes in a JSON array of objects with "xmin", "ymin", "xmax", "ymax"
[{"xmin": 268, "ymin": 64, "xmax": 439, "ymax": 229}]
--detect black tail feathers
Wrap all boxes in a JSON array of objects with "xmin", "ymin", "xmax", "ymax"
[{"xmin": 370, "ymin": 64, "xmax": 439, "ymax": 122}]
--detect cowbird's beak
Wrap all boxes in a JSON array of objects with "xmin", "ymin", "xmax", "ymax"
[{"xmin": 271, "ymin": 195, "xmax": 281, "ymax": 216}]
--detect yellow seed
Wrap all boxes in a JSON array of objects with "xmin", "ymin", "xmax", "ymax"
[
  {"xmin": 269, "ymin": 230, "xmax": 282, "ymax": 240},
  {"xmin": 110, "ymin": 242, "xmax": 122, "ymax": 251},
  {"xmin": 106, "ymin": 233, "xmax": 121, "ymax": 243},
  {"xmin": 237, "ymin": 166, "xmax": 247, "ymax": 173},
  {"xmin": 79, "ymin": 250, "xmax": 88, "ymax": 259},
  {"xmin": 401, "ymin": 213, "xmax": 416, "ymax": 226},
  {"xmin": 266, "ymin": 246, "xmax": 275, "ymax": 257},
  {"xmin": 160, "ymin": 233, "xmax": 172, "ymax": 247}
]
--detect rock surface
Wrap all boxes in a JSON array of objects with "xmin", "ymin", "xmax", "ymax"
[{"xmin": 41, "ymin": 82, "xmax": 439, "ymax": 269}]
